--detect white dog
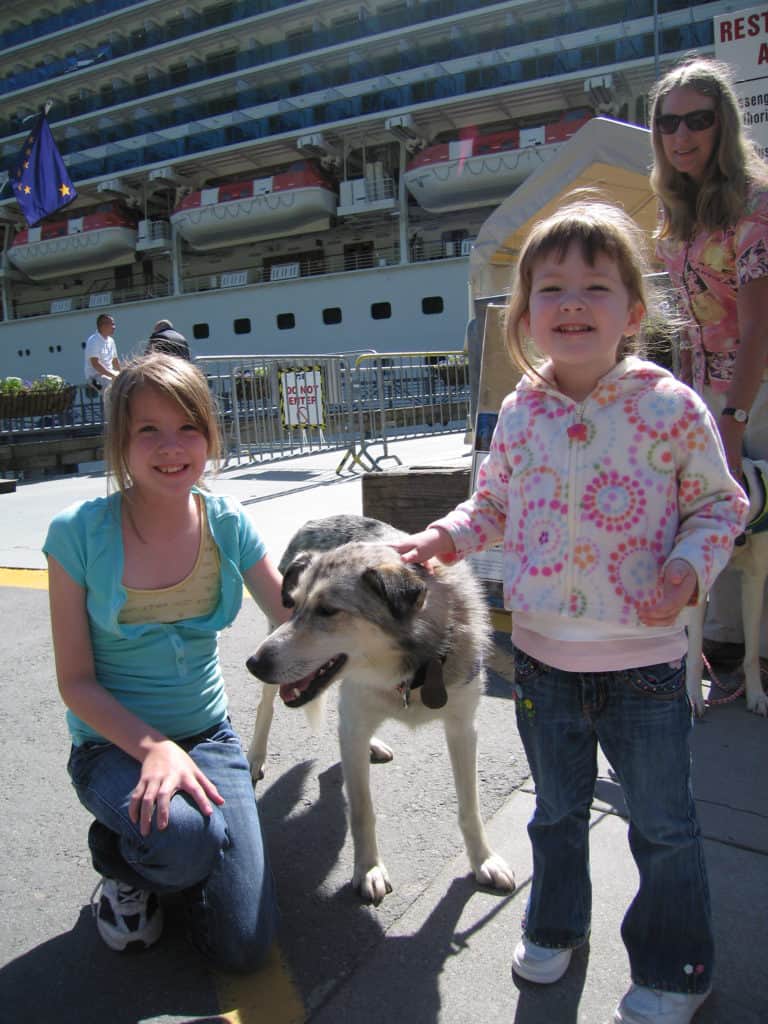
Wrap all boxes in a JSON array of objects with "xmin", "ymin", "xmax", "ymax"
[
  {"xmin": 686, "ymin": 457, "xmax": 768, "ymax": 717},
  {"xmin": 246, "ymin": 514, "xmax": 516, "ymax": 905}
]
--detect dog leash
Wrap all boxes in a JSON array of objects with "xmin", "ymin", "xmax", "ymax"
[
  {"xmin": 700, "ymin": 655, "xmax": 768, "ymax": 706},
  {"xmin": 700, "ymin": 655, "xmax": 745, "ymax": 705}
]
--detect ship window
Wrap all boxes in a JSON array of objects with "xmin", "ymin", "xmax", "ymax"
[
  {"xmin": 277, "ymin": 313, "xmax": 296, "ymax": 330},
  {"xmin": 169, "ymin": 62, "xmax": 189, "ymax": 86},
  {"xmin": 422, "ymin": 296, "xmax": 444, "ymax": 315},
  {"xmin": 371, "ymin": 302, "xmax": 391, "ymax": 320},
  {"xmin": 234, "ymin": 318, "xmax": 251, "ymax": 335},
  {"xmin": 322, "ymin": 307, "xmax": 342, "ymax": 325},
  {"xmin": 206, "ymin": 49, "xmax": 237, "ymax": 76},
  {"xmin": 193, "ymin": 323, "xmax": 210, "ymax": 340}
]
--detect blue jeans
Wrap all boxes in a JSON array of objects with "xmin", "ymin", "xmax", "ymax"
[
  {"xmin": 513, "ymin": 650, "xmax": 713, "ymax": 994},
  {"xmin": 67, "ymin": 720, "xmax": 279, "ymax": 973}
]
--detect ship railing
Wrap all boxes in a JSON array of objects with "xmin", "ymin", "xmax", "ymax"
[
  {"xmin": 337, "ymin": 349, "xmax": 470, "ymax": 474},
  {"xmin": 180, "ymin": 240, "xmax": 467, "ymax": 296},
  {"xmin": 11, "ymin": 277, "xmax": 173, "ymax": 321}
]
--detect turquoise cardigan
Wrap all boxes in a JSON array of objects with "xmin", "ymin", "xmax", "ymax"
[{"xmin": 43, "ymin": 489, "xmax": 266, "ymax": 746}]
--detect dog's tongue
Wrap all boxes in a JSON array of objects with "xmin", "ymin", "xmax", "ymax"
[{"xmin": 279, "ymin": 676, "xmax": 312, "ymax": 704}]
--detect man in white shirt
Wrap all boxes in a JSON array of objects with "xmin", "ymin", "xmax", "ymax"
[{"xmin": 84, "ymin": 313, "xmax": 120, "ymax": 391}]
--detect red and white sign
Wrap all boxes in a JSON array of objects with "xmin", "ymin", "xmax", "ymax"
[
  {"xmin": 715, "ymin": 6, "xmax": 768, "ymax": 159},
  {"xmin": 280, "ymin": 367, "xmax": 325, "ymax": 429}
]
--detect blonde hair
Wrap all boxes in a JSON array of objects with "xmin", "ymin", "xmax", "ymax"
[
  {"xmin": 105, "ymin": 353, "xmax": 221, "ymax": 496},
  {"xmin": 649, "ymin": 56, "xmax": 768, "ymax": 241},
  {"xmin": 505, "ymin": 193, "xmax": 651, "ymax": 378}
]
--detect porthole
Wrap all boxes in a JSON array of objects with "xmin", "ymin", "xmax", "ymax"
[
  {"xmin": 371, "ymin": 302, "xmax": 391, "ymax": 320},
  {"xmin": 422, "ymin": 296, "xmax": 444, "ymax": 315}
]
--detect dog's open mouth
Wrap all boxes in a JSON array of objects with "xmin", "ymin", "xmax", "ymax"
[{"xmin": 279, "ymin": 654, "xmax": 347, "ymax": 707}]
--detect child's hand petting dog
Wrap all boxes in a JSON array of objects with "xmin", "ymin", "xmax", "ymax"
[
  {"xmin": 392, "ymin": 526, "xmax": 456, "ymax": 566},
  {"xmin": 637, "ymin": 558, "xmax": 698, "ymax": 627}
]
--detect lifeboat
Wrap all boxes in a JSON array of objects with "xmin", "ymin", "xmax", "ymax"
[
  {"xmin": 171, "ymin": 160, "xmax": 337, "ymax": 250},
  {"xmin": 7, "ymin": 203, "xmax": 137, "ymax": 281},
  {"xmin": 403, "ymin": 110, "xmax": 593, "ymax": 213}
]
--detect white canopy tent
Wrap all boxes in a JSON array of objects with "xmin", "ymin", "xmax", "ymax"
[{"xmin": 469, "ymin": 117, "xmax": 655, "ymax": 301}]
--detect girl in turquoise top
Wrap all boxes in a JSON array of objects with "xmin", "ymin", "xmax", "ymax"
[{"xmin": 44, "ymin": 354, "xmax": 288, "ymax": 970}]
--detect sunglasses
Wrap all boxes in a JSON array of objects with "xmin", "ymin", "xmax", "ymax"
[{"xmin": 655, "ymin": 109, "xmax": 716, "ymax": 135}]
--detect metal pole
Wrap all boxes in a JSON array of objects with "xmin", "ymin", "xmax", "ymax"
[{"xmin": 653, "ymin": 0, "xmax": 659, "ymax": 81}]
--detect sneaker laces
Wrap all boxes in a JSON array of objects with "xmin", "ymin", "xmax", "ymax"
[{"xmin": 91, "ymin": 878, "xmax": 150, "ymax": 918}]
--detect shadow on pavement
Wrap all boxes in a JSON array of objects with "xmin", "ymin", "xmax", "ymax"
[{"xmin": 0, "ymin": 907, "xmax": 221, "ymax": 1024}]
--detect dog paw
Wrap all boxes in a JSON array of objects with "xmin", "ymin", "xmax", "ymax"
[
  {"xmin": 690, "ymin": 695, "xmax": 706, "ymax": 718},
  {"xmin": 474, "ymin": 853, "xmax": 516, "ymax": 892},
  {"xmin": 355, "ymin": 864, "xmax": 393, "ymax": 905},
  {"xmin": 248, "ymin": 759, "xmax": 265, "ymax": 784},
  {"xmin": 369, "ymin": 737, "xmax": 394, "ymax": 764},
  {"xmin": 746, "ymin": 691, "xmax": 768, "ymax": 717}
]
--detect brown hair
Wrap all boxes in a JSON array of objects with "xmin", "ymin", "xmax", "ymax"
[
  {"xmin": 105, "ymin": 353, "xmax": 221, "ymax": 495},
  {"xmin": 649, "ymin": 56, "xmax": 768, "ymax": 241},
  {"xmin": 505, "ymin": 192, "xmax": 651, "ymax": 378}
]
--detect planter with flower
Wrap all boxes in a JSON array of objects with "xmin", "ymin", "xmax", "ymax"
[{"xmin": 0, "ymin": 375, "xmax": 77, "ymax": 420}]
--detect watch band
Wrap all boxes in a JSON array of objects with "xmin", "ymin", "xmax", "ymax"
[{"xmin": 721, "ymin": 406, "xmax": 749, "ymax": 424}]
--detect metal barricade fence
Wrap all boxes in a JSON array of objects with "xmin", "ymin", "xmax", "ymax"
[
  {"xmin": 1, "ymin": 351, "xmax": 469, "ymax": 475},
  {"xmin": 196, "ymin": 351, "xmax": 370, "ymax": 466},
  {"xmin": 337, "ymin": 350, "xmax": 470, "ymax": 473}
]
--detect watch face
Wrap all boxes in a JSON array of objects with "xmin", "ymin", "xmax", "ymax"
[{"xmin": 723, "ymin": 407, "xmax": 749, "ymax": 423}]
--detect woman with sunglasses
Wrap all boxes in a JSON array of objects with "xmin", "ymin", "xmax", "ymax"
[{"xmin": 650, "ymin": 56, "xmax": 768, "ymax": 675}]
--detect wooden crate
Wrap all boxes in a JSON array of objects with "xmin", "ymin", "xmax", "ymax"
[{"xmin": 362, "ymin": 465, "xmax": 471, "ymax": 534}]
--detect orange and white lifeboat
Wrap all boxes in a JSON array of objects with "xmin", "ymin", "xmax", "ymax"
[
  {"xmin": 403, "ymin": 110, "xmax": 593, "ymax": 213},
  {"xmin": 8, "ymin": 203, "xmax": 137, "ymax": 281},
  {"xmin": 171, "ymin": 161, "xmax": 337, "ymax": 250}
]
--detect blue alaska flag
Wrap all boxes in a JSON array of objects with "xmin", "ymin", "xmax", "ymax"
[{"xmin": 9, "ymin": 112, "xmax": 77, "ymax": 227}]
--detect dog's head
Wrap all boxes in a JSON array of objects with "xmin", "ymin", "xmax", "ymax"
[{"xmin": 246, "ymin": 542, "xmax": 431, "ymax": 707}]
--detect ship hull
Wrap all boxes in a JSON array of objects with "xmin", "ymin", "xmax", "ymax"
[{"xmin": 0, "ymin": 259, "xmax": 472, "ymax": 384}]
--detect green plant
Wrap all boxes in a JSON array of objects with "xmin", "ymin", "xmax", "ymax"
[
  {"xmin": 0, "ymin": 376, "xmax": 23, "ymax": 396},
  {"xmin": 0, "ymin": 374, "xmax": 69, "ymax": 395}
]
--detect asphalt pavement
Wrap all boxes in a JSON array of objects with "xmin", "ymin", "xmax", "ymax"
[{"xmin": 0, "ymin": 433, "xmax": 765, "ymax": 1024}]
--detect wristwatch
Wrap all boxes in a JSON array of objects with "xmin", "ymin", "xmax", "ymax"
[{"xmin": 721, "ymin": 407, "xmax": 749, "ymax": 424}]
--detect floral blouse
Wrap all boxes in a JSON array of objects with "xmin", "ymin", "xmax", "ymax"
[{"xmin": 656, "ymin": 186, "xmax": 768, "ymax": 394}]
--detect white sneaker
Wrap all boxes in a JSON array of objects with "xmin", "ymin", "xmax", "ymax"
[
  {"xmin": 511, "ymin": 937, "xmax": 572, "ymax": 983},
  {"xmin": 91, "ymin": 877, "xmax": 163, "ymax": 952},
  {"xmin": 613, "ymin": 984, "xmax": 711, "ymax": 1023}
]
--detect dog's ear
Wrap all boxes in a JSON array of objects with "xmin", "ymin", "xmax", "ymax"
[
  {"xmin": 281, "ymin": 553, "xmax": 313, "ymax": 608},
  {"xmin": 362, "ymin": 563, "xmax": 427, "ymax": 620}
]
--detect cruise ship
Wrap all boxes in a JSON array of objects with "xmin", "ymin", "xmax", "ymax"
[{"xmin": 0, "ymin": 0, "xmax": 726, "ymax": 384}]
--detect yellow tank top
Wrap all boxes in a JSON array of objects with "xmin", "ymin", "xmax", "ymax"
[{"xmin": 119, "ymin": 501, "xmax": 221, "ymax": 624}]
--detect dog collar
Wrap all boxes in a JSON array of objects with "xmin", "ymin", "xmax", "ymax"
[{"xmin": 397, "ymin": 654, "xmax": 483, "ymax": 709}]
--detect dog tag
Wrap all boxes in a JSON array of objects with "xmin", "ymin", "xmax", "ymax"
[{"xmin": 421, "ymin": 658, "xmax": 447, "ymax": 709}]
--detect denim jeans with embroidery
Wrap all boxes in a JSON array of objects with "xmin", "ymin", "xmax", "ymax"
[
  {"xmin": 67, "ymin": 720, "xmax": 278, "ymax": 973},
  {"xmin": 513, "ymin": 649, "xmax": 712, "ymax": 994}
]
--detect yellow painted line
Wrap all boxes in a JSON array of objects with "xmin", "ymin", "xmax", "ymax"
[
  {"xmin": 216, "ymin": 944, "xmax": 305, "ymax": 1023},
  {"xmin": 0, "ymin": 567, "xmax": 48, "ymax": 589}
]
